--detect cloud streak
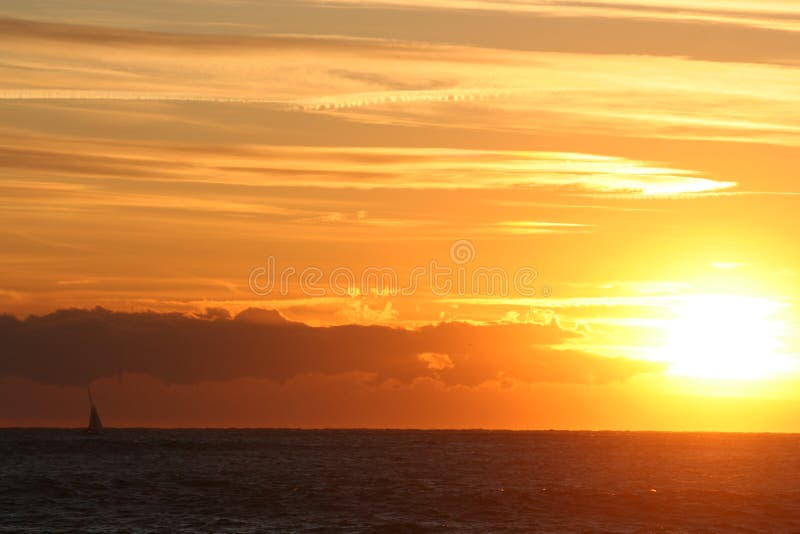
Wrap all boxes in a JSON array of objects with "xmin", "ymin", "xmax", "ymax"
[
  {"xmin": 3, "ymin": 17, "xmax": 800, "ymax": 146},
  {"xmin": 0, "ymin": 136, "xmax": 732, "ymax": 196},
  {"xmin": 315, "ymin": 0, "xmax": 800, "ymax": 32}
]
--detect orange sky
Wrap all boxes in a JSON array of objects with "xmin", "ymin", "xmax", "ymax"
[{"xmin": 1, "ymin": 0, "xmax": 799, "ymax": 430}]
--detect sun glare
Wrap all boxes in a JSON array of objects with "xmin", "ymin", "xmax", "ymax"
[{"xmin": 657, "ymin": 294, "xmax": 793, "ymax": 380}]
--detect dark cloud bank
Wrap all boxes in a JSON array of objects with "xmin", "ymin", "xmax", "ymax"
[{"xmin": 0, "ymin": 308, "xmax": 661, "ymax": 387}]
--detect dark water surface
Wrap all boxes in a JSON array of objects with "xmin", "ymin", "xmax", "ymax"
[{"xmin": 1, "ymin": 429, "xmax": 799, "ymax": 533}]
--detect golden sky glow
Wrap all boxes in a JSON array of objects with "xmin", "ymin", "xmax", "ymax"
[{"xmin": 1, "ymin": 0, "xmax": 799, "ymax": 430}]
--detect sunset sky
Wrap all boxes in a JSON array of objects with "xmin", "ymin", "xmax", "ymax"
[{"xmin": 1, "ymin": 0, "xmax": 799, "ymax": 430}]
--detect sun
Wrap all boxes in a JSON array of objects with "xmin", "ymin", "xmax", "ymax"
[{"xmin": 656, "ymin": 294, "xmax": 793, "ymax": 381}]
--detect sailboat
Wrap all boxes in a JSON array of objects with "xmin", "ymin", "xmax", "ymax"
[{"xmin": 86, "ymin": 388, "xmax": 103, "ymax": 434}]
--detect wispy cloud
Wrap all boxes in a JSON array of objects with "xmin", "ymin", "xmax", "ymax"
[
  {"xmin": 491, "ymin": 221, "xmax": 594, "ymax": 235},
  {"xmin": 0, "ymin": 135, "xmax": 732, "ymax": 195},
  {"xmin": 315, "ymin": 0, "xmax": 800, "ymax": 32},
  {"xmin": 3, "ymin": 17, "xmax": 800, "ymax": 146}
]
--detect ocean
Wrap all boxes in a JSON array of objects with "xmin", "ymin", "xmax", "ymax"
[{"xmin": 1, "ymin": 429, "xmax": 798, "ymax": 533}]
